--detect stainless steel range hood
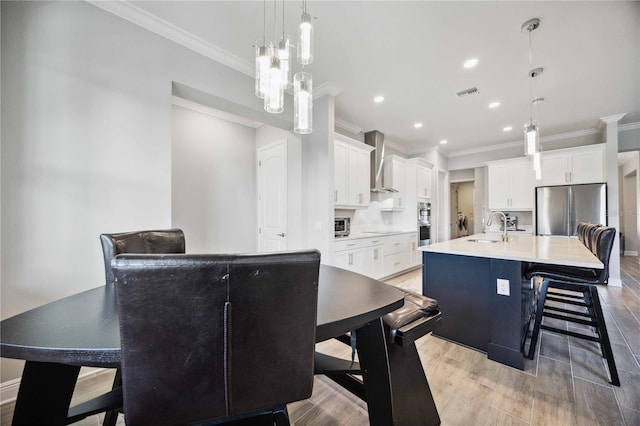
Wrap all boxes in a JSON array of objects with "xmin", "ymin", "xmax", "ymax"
[{"xmin": 365, "ymin": 130, "xmax": 398, "ymax": 193}]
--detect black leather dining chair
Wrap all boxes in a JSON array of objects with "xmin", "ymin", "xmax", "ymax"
[
  {"xmin": 112, "ymin": 250, "xmax": 321, "ymax": 426},
  {"xmin": 525, "ymin": 226, "xmax": 619, "ymax": 386},
  {"xmin": 99, "ymin": 228, "xmax": 186, "ymax": 425},
  {"xmin": 100, "ymin": 228, "xmax": 186, "ymax": 285}
]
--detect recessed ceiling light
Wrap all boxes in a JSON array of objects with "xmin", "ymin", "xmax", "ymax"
[
  {"xmin": 488, "ymin": 101, "xmax": 501, "ymax": 108},
  {"xmin": 463, "ymin": 58, "xmax": 478, "ymax": 68},
  {"xmin": 374, "ymin": 95, "xmax": 384, "ymax": 103},
  {"xmin": 440, "ymin": 140, "xmax": 448, "ymax": 145},
  {"xmin": 503, "ymin": 126, "xmax": 513, "ymax": 132},
  {"xmin": 414, "ymin": 122, "xmax": 423, "ymax": 129}
]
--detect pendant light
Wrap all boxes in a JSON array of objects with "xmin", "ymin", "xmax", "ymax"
[
  {"xmin": 522, "ymin": 18, "xmax": 542, "ymax": 156},
  {"xmin": 297, "ymin": 0, "xmax": 313, "ymax": 65},
  {"xmin": 264, "ymin": 1, "xmax": 284, "ymax": 113},
  {"xmin": 277, "ymin": 0, "xmax": 290, "ymax": 88},
  {"xmin": 294, "ymin": 70, "xmax": 312, "ymax": 133},
  {"xmin": 254, "ymin": 0, "xmax": 314, "ymax": 133},
  {"xmin": 255, "ymin": 0, "xmax": 269, "ymax": 99}
]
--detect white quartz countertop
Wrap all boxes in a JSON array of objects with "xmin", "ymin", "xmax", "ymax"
[{"xmin": 419, "ymin": 233, "xmax": 603, "ymax": 269}]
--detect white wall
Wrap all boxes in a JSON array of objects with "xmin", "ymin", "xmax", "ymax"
[
  {"xmin": 172, "ymin": 105, "xmax": 257, "ymax": 253},
  {"xmin": 0, "ymin": 1, "xmax": 273, "ymax": 382}
]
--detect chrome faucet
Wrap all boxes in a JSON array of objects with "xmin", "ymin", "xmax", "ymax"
[{"xmin": 487, "ymin": 211, "xmax": 509, "ymax": 242}]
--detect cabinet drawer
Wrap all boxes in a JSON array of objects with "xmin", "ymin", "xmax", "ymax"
[
  {"xmin": 384, "ymin": 235, "xmax": 409, "ymax": 255},
  {"xmin": 334, "ymin": 239, "xmax": 366, "ymax": 252},
  {"xmin": 335, "ymin": 237, "xmax": 384, "ymax": 252},
  {"xmin": 384, "ymin": 252, "xmax": 408, "ymax": 275}
]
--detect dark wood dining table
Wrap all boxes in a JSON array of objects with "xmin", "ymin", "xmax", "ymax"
[{"xmin": 1, "ymin": 265, "xmax": 438, "ymax": 426}]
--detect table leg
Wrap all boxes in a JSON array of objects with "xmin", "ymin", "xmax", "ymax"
[
  {"xmin": 355, "ymin": 318, "xmax": 394, "ymax": 426},
  {"xmin": 357, "ymin": 318, "xmax": 441, "ymax": 426},
  {"xmin": 12, "ymin": 361, "xmax": 80, "ymax": 426}
]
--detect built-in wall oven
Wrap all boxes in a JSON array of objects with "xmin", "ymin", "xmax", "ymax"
[{"xmin": 418, "ymin": 202, "xmax": 431, "ymax": 246}]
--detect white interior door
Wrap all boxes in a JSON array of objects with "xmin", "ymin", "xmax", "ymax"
[{"xmin": 258, "ymin": 140, "xmax": 288, "ymax": 252}]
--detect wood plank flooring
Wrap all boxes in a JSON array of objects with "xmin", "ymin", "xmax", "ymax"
[{"xmin": 2, "ymin": 257, "xmax": 640, "ymax": 425}]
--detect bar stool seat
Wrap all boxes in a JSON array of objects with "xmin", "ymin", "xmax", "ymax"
[{"xmin": 524, "ymin": 226, "xmax": 619, "ymax": 386}]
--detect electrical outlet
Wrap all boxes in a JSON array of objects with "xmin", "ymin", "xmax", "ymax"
[{"xmin": 497, "ymin": 278, "xmax": 510, "ymax": 296}]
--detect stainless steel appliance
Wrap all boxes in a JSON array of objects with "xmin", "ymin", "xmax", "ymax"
[
  {"xmin": 418, "ymin": 202, "xmax": 431, "ymax": 246},
  {"xmin": 536, "ymin": 183, "xmax": 607, "ymax": 236},
  {"xmin": 334, "ymin": 217, "xmax": 351, "ymax": 237}
]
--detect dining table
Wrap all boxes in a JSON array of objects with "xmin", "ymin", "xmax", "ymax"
[{"xmin": 1, "ymin": 264, "xmax": 440, "ymax": 426}]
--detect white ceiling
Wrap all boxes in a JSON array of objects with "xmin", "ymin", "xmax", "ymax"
[{"xmin": 123, "ymin": 1, "xmax": 639, "ymax": 155}]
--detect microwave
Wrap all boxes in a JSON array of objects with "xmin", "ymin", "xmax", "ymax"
[{"xmin": 334, "ymin": 217, "xmax": 351, "ymax": 237}]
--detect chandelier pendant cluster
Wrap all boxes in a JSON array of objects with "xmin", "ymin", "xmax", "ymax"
[
  {"xmin": 255, "ymin": 0, "xmax": 313, "ymax": 134},
  {"xmin": 522, "ymin": 18, "xmax": 543, "ymax": 180}
]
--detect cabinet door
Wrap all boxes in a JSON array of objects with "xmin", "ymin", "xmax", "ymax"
[
  {"xmin": 350, "ymin": 147, "xmax": 371, "ymax": 206},
  {"xmin": 363, "ymin": 246, "xmax": 384, "ymax": 279},
  {"xmin": 383, "ymin": 157, "xmax": 406, "ymax": 209},
  {"xmin": 570, "ymin": 150, "xmax": 604, "ymax": 184},
  {"xmin": 334, "ymin": 249, "xmax": 362, "ymax": 274},
  {"xmin": 416, "ymin": 165, "xmax": 432, "ymax": 199},
  {"xmin": 509, "ymin": 162, "xmax": 535, "ymax": 209},
  {"xmin": 334, "ymin": 141, "xmax": 349, "ymax": 205},
  {"xmin": 488, "ymin": 163, "xmax": 511, "ymax": 209},
  {"xmin": 424, "ymin": 168, "xmax": 432, "ymax": 199},
  {"xmin": 540, "ymin": 154, "xmax": 568, "ymax": 186}
]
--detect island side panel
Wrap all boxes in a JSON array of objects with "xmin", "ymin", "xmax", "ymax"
[
  {"xmin": 423, "ymin": 252, "xmax": 491, "ymax": 352},
  {"xmin": 487, "ymin": 259, "xmax": 526, "ymax": 370}
]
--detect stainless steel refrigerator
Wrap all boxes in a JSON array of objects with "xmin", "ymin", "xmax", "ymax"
[{"xmin": 536, "ymin": 183, "xmax": 607, "ymax": 236}]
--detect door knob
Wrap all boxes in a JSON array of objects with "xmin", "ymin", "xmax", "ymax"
[{"xmin": 277, "ymin": 233, "xmax": 286, "ymax": 237}]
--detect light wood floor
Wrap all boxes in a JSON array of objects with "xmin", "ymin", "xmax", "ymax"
[{"xmin": 3, "ymin": 257, "xmax": 640, "ymax": 425}]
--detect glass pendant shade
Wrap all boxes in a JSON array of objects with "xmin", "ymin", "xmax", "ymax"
[
  {"xmin": 264, "ymin": 54, "xmax": 284, "ymax": 114},
  {"xmin": 294, "ymin": 72, "xmax": 312, "ymax": 134},
  {"xmin": 277, "ymin": 35, "xmax": 291, "ymax": 88},
  {"xmin": 532, "ymin": 151, "xmax": 542, "ymax": 180},
  {"xmin": 524, "ymin": 121, "xmax": 540, "ymax": 155},
  {"xmin": 255, "ymin": 43, "xmax": 270, "ymax": 99},
  {"xmin": 297, "ymin": 12, "xmax": 313, "ymax": 65}
]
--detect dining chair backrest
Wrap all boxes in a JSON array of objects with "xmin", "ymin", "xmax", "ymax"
[
  {"xmin": 100, "ymin": 229, "xmax": 185, "ymax": 286},
  {"xmin": 583, "ymin": 223, "xmax": 600, "ymax": 251},
  {"xmin": 576, "ymin": 222, "xmax": 588, "ymax": 245},
  {"xmin": 591, "ymin": 226, "xmax": 616, "ymax": 284},
  {"xmin": 112, "ymin": 250, "xmax": 321, "ymax": 426}
]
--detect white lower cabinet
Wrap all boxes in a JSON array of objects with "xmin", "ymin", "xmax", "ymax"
[
  {"xmin": 334, "ymin": 232, "xmax": 417, "ymax": 280},
  {"xmin": 334, "ymin": 238, "xmax": 384, "ymax": 279}
]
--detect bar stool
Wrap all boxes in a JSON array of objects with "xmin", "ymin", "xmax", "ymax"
[{"xmin": 525, "ymin": 226, "xmax": 619, "ymax": 386}]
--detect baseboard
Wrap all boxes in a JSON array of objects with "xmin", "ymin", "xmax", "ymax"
[
  {"xmin": 608, "ymin": 277, "xmax": 622, "ymax": 288},
  {"xmin": 0, "ymin": 378, "xmax": 21, "ymax": 405},
  {"xmin": 1, "ymin": 368, "xmax": 107, "ymax": 406},
  {"xmin": 623, "ymin": 250, "xmax": 638, "ymax": 257}
]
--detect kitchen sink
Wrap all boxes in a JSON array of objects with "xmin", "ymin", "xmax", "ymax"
[{"xmin": 466, "ymin": 238, "xmax": 500, "ymax": 243}]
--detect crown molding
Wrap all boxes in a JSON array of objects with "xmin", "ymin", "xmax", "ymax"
[
  {"xmin": 87, "ymin": 1, "xmax": 254, "ymax": 77},
  {"xmin": 172, "ymin": 96, "xmax": 263, "ymax": 128},
  {"xmin": 619, "ymin": 122, "xmax": 640, "ymax": 131},
  {"xmin": 447, "ymin": 127, "xmax": 601, "ymax": 158},
  {"xmin": 599, "ymin": 113, "xmax": 627, "ymax": 124},
  {"xmin": 334, "ymin": 118, "xmax": 362, "ymax": 135}
]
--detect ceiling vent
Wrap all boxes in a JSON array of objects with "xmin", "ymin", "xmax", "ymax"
[{"xmin": 456, "ymin": 87, "xmax": 480, "ymax": 97}]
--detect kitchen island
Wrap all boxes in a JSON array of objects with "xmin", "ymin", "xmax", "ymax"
[{"xmin": 419, "ymin": 234, "xmax": 602, "ymax": 369}]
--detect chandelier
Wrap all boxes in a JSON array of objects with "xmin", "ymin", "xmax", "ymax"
[
  {"xmin": 255, "ymin": 0, "xmax": 313, "ymax": 134},
  {"xmin": 522, "ymin": 18, "xmax": 543, "ymax": 179}
]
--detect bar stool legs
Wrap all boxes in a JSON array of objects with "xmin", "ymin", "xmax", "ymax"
[{"xmin": 526, "ymin": 279, "xmax": 620, "ymax": 387}]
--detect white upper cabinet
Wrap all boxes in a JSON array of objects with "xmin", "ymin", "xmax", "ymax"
[
  {"xmin": 487, "ymin": 157, "xmax": 535, "ymax": 210},
  {"xmin": 334, "ymin": 135, "xmax": 374, "ymax": 209},
  {"xmin": 381, "ymin": 155, "xmax": 406, "ymax": 210},
  {"xmin": 416, "ymin": 162, "xmax": 433, "ymax": 199},
  {"xmin": 539, "ymin": 144, "xmax": 605, "ymax": 186}
]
